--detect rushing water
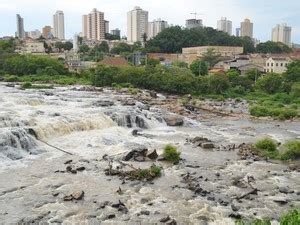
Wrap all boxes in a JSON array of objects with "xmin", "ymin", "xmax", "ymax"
[{"xmin": 0, "ymin": 83, "xmax": 299, "ymax": 224}]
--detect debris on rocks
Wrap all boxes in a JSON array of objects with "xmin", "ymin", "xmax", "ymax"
[{"xmin": 105, "ymin": 162, "xmax": 162, "ymax": 181}]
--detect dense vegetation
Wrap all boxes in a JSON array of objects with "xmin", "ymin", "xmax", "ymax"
[
  {"xmin": 145, "ymin": 26, "xmax": 255, "ymax": 53},
  {"xmin": 0, "ymin": 55, "xmax": 67, "ymax": 76},
  {"xmin": 254, "ymin": 138, "xmax": 300, "ymax": 160},
  {"xmin": 0, "ymin": 38, "xmax": 299, "ymax": 120},
  {"xmin": 145, "ymin": 26, "xmax": 291, "ymax": 54}
]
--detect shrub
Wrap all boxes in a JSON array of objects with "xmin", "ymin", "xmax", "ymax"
[
  {"xmin": 254, "ymin": 138, "xmax": 279, "ymax": 159},
  {"xmin": 255, "ymin": 73, "xmax": 283, "ymax": 94},
  {"xmin": 291, "ymin": 82, "xmax": 300, "ymax": 97},
  {"xmin": 163, "ymin": 144, "xmax": 181, "ymax": 163},
  {"xmin": 4, "ymin": 75, "xmax": 19, "ymax": 82},
  {"xmin": 21, "ymin": 82, "xmax": 32, "ymax": 89},
  {"xmin": 280, "ymin": 140, "xmax": 300, "ymax": 160},
  {"xmin": 137, "ymin": 165, "xmax": 162, "ymax": 179}
]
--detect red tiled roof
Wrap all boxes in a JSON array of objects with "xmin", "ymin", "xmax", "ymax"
[{"xmin": 99, "ymin": 57, "xmax": 129, "ymax": 66}]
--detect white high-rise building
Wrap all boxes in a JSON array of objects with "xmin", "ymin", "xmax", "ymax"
[
  {"xmin": 272, "ymin": 24, "xmax": 292, "ymax": 47},
  {"xmin": 16, "ymin": 14, "xmax": 25, "ymax": 39},
  {"xmin": 240, "ymin": 18, "xmax": 253, "ymax": 38},
  {"xmin": 127, "ymin": 6, "xmax": 148, "ymax": 43},
  {"xmin": 82, "ymin": 8, "xmax": 105, "ymax": 41},
  {"xmin": 148, "ymin": 19, "xmax": 168, "ymax": 39},
  {"xmin": 217, "ymin": 17, "xmax": 232, "ymax": 35},
  {"xmin": 53, "ymin": 10, "xmax": 65, "ymax": 40},
  {"xmin": 186, "ymin": 19, "xmax": 203, "ymax": 29}
]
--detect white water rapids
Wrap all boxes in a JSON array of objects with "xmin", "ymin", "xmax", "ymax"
[{"xmin": 0, "ymin": 83, "xmax": 299, "ymax": 224}]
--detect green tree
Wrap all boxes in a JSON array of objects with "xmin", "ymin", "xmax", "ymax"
[
  {"xmin": 255, "ymin": 73, "xmax": 283, "ymax": 94},
  {"xmin": 256, "ymin": 41, "xmax": 292, "ymax": 54},
  {"xmin": 111, "ymin": 43, "xmax": 132, "ymax": 54},
  {"xmin": 206, "ymin": 74, "xmax": 230, "ymax": 94},
  {"xmin": 172, "ymin": 60, "xmax": 188, "ymax": 68},
  {"xmin": 201, "ymin": 48, "xmax": 221, "ymax": 68},
  {"xmin": 78, "ymin": 44, "xmax": 90, "ymax": 53},
  {"xmin": 190, "ymin": 59, "xmax": 208, "ymax": 76},
  {"xmin": 105, "ymin": 33, "xmax": 120, "ymax": 40},
  {"xmin": 245, "ymin": 68, "xmax": 262, "ymax": 82},
  {"xmin": 285, "ymin": 60, "xmax": 300, "ymax": 82}
]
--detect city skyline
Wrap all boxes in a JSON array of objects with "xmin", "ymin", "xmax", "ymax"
[{"xmin": 0, "ymin": 0, "xmax": 299, "ymax": 43}]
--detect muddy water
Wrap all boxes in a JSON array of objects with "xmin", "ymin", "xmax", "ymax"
[{"xmin": 0, "ymin": 83, "xmax": 299, "ymax": 224}]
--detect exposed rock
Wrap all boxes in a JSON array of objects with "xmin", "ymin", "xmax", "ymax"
[
  {"xmin": 279, "ymin": 186, "xmax": 294, "ymax": 194},
  {"xmin": 149, "ymin": 91, "xmax": 157, "ymax": 98},
  {"xmin": 64, "ymin": 160, "xmax": 73, "ymax": 165},
  {"xmin": 72, "ymin": 191, "xmax": 85, "ymax": 200},
  {"xmin": 111, "ymin": 200, "xmax": 128, "ymax": 214},
  {"xmin": 122, "ymin": 99, "xmax": 136, "ymax": 106},
  {"xmin": 163, "ymin": 116, "xmax": 184, "ymax": 126},
  {"xmin": 201, "ymin": 143, "xmax": 215, "ymax": 149},
  {"xmin": 93, "ymin": 100, "xmax": 114, "ymax": 107},
  {"xmin": 135, "ymin": 116, "xmax": 147, "ymax": 129},
  {"xmin": 106, "ymin": 214, "xmax": 116, "ymax": 219},
  {"xmin": 140, "ymin": 210, "xmax": 150, "ymax": 216},
  {"xmin": 273, "ymin": 197, "xmax": 288, "ymax": 205},
  {"xmin": 160, "ymin": 216, "xmax": 171, "ymax": 223},
  {"xmin": 136, "ymin": 102, "xmax": 150, "ymax": 111},
  {"xmin": 147, "ymin": 150, "xmax": 158, "ymax": 160},
  {"xmin": 63, "ymin": 190, "xmax": 84, "ymax": 201},
  {"xmin": 123, "ymin": 148, "xmax": 148, "ymax": 161}
]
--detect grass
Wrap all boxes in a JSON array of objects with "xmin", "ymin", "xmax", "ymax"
[
  {"xmin": 21, "ymin": 82, "xmax": 53, "ymax": 89},
  {"xmin": 280, "ymin": 140, "xmax": 300, "ymax": 160},
  {"xmin": 280, "ymin": 209, "xmax": 300, "ymax": 224},
  {"xmin": 236, "ymin": 208, "xmax": 300, "ymax": 225},
  {"xmin": 163, "ymin": 144, "xmax": 181, "ymax": 164},
  {"xmin": 4, "ymin": 74, "xmax": 91, "ymax": 86}
]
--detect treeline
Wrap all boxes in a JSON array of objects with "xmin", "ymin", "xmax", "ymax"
[
  {"xmin": 92, "ymin": 62, "xmax": 300, "ymax": 96},
  {"xmin": 145, "ymin": 26, "xmax": 292, "ymax": 54},
  {"xmin": 0, "ymin": 55, "xmax": 67, "ymax": 76}
]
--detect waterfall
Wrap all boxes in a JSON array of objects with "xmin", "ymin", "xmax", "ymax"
[{"xmin": 0, "ymin": 128, "xmax": 41, "ymax": 160}]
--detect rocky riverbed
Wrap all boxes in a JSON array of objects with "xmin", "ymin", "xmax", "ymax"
[{"xmin": 0, "ymin": 83, "xmax": 299, "ymax": 224}]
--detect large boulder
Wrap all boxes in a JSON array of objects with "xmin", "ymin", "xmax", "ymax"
[{"xmin": 163, "ymin": 116, "xmax": 184, "ymax": 126}]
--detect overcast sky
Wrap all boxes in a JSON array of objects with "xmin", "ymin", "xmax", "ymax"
[{"xmin": 0, "ymin": 0, "xmax": 299, "ymax": 43}]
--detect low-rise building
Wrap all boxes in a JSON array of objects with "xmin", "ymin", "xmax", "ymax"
[
  {"xmin": 182, "ymin": 46, "xmax": 244, "ymax": 65},
  {"xmin": 20, "ymin": 40, "xmax": 45, "ymax": 54},
  {"xmin": 265, "ymin": 57, "xmax": 292, "ymax": 73}
]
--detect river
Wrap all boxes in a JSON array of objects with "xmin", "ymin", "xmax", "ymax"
[{"xmin": 0, "ymin": 83, "xmax": 299, "ymax": 224}]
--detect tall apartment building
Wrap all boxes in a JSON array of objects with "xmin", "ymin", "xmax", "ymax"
[
  {"xmin": 236, "ymin": 28, "xmax": 241, "ymax": 37},
  {"xmin": 82, "ymin": 8, "xmax": 105, "ymax": 41},
  {"xmin": 127, "ymin": 6, "xmax": 148, "ymax": 43},
  {"xmin": 16, "ymin": 14, "xmax": 25, "ymax": 39},
  {"xmin": 53, "ymin": 10, "xmax": 65, "ymax": 40},
  {"xmin": 148, "ymin": 19, "xmax": 168, "ymax": 39},
  {"xmin": 240, "ymin": 19, "xmax": 253, "ymax": 38},
  {"xmin": 105, "ymin": 20, "xmax": 109, "ymax": 34},
  {"xmin": 42, "ymin": 26, "xmax": 52, "ymax": 39},
  {"xmin": 111, "ymin": 29, "xmax": 121, "ymax": 38},
  {"xmin": 272, "ymin": 24, "xmax": 292, "ymax": 47},
  {"xmin": 217, "ymin": 17, "xmax": 232, "ymax": 35},
  {"xmin": 186, "ymin": 19, "xmax": 203, "ymax": 29}
]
